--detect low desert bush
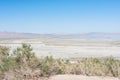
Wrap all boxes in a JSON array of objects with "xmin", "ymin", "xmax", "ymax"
[{"xmin": 0, "ymin": 43, "xmax": 120, "ymax": 80}]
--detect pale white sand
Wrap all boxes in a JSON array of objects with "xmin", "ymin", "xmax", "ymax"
[
  {"xmin": 0, "ymin": 39, "xmax": 120, "ymax": 59},
  {"xmin": 49, "ymin": 75, "xmax": 119, "ymax": 80}
]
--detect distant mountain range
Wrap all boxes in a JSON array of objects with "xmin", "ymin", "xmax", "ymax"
[
  {"xmin": 0, "ymin": 32, "xmax": 120, "ymax": 40},
  {"xmin": 0, "ymin": 32, "xmax": 41, "ymax": 38}
]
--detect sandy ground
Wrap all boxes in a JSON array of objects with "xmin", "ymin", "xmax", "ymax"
[
  {"xmin": 48, "ymin": 75, "xmax": 119, "ymax": 80},
  {"xmin": 0, "ymin": 38, "xmax": 120, "ymax": 80},
  {"xmin": 0, "ymin": 38, "xmax": 120, "ymax": 59}
]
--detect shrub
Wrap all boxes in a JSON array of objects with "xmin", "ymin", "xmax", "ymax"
[{"xmin": 0, "ymin": 43, "xmax": 120, "ymax": 79}]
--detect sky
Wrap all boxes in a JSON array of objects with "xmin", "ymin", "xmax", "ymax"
[{"xmin": 0, "ymin": 0, "xmax": 120, "ymax": 34}]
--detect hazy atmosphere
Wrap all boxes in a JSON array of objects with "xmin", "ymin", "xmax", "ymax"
[
  {"xmin": 0, "ymin": 0, "xmax": 120, "ymax": 33},
  {"xmin": 0, "ymin": 0, "xmax": 120, "ymax": 80}
]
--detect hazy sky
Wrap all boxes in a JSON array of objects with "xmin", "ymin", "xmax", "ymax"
[{"xmin": 0, "ymin": 0, "xmax": 120, "ymax": 34}]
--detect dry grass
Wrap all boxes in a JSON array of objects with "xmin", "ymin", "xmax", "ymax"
[{"xmin": 0, "ymin": 43, "xmax": 120, "ymax": 80}]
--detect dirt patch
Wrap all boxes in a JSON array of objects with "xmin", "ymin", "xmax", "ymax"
[{"xmin": 48, "ymin": 75, "xmax": 119, "ymax": 80}]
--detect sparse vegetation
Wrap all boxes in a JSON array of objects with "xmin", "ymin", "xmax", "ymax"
[{"xmin": 0, "ymin": 43, "xmax": 120, "ymax": 80}]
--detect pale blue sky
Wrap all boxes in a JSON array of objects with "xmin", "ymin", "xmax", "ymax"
[{"xmin": 0, "ymin": 0, "xmax": 120, "ymax": 34}]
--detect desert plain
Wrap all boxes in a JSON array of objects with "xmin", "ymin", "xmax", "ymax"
[
  {"xmin": 0, "ymin": 38, "xmax": 120, "ymax": 59},
  {"xmin": 0, "ymin": 34, "xmax": 120, "ymax": 80}
]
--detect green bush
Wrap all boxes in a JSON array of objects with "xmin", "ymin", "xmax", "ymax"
[{"xmin": 0, "ymin": 43, "xmax": 120, "ymax": 80}]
